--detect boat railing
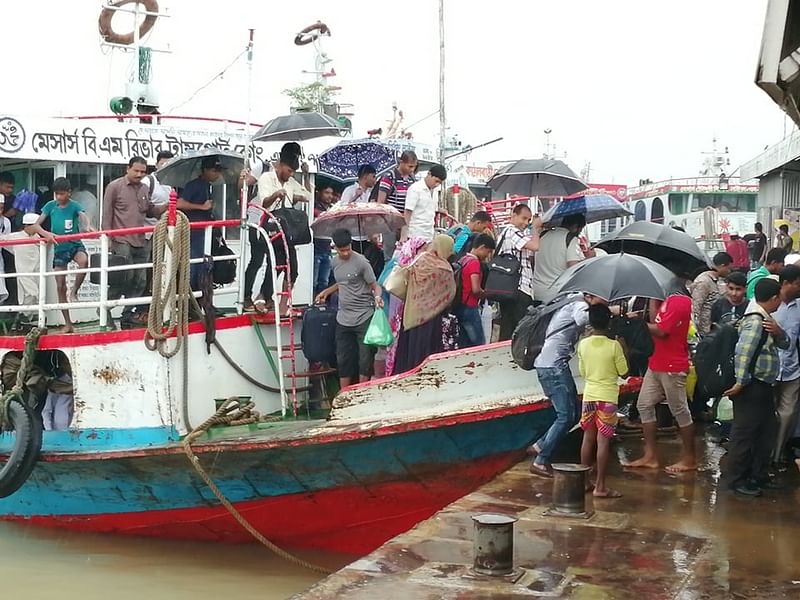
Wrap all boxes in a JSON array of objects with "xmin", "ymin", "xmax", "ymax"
[{"xmin": 0, "ymin": 218, "xmax": 240, "ymax": 330}]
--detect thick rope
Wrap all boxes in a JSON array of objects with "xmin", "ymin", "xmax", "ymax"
[
  {"xmin": 144, "ymin": 212, "xmax": 192, "ymax": 359},
  {"xmin": 1, "ymin": 328, "xmax": 41, "ymax": 429},
  {"xmin": 183, "ymin": 397, "xmax": 330, "ymax": 574}
]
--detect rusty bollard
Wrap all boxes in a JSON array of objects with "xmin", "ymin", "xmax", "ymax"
[
  {"xmin": 549, "ymin": 463, "xmax": 592, "ymax": 518},
  {"xmin": 472, "ymin": 514, "xmax": 517, "ymax": 576}
]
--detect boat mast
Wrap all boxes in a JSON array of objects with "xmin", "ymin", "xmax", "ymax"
[{"xmin": 438, "ymin": 0, "xmax": 446, "ymax": 163}]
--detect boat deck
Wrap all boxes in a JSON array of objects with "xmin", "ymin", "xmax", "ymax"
[{"xmin": 293, "ymin": 429, "xmax": 800, "ymax": 599}]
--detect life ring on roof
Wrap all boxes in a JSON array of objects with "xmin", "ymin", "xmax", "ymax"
[
  {"xmin": 98, "ymin": 0, "xmax": 159, "ymax": 46},
  {"xmin": 294, "ymin": 21, "xmax": 331, "ymax": 46}
]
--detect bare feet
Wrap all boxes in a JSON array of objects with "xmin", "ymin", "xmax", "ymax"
[
  {"xmin": 593, "ymin": 488, "xmax": 623, "ymax": 498},
  {"xmin": 526, "ymin": 443, "xmax": 541, "ymax": 458},
  {"xmin": 68, "ymin": 289, "xmax": 79, "ymax": 303},
  {"xmin": 665, "ymin": 461, "xmax": 697, "ymax": 474},
  {"xmin": 624, "ymin": 456, "xmax": 660, "ymax": 469},
  {"xmin": 585, "ymin": 481, "xmax": 595, "ymax": 493}
]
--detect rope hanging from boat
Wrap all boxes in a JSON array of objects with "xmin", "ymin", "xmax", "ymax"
[
  {"xmin": 145, "ymin": 211, "xmax": 192, "ymax": 359},
  {"xmin": 0, "ymin": 328, "xmax": 41, "ymax": 429},
  {"xmin": 182, "ymin": 397, "xmax": 330, "ymax": 575}
]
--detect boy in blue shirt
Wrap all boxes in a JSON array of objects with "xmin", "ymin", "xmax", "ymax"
[{"xmin": 38, "ymin": 177, "xmax": 94, "ymax": 333}]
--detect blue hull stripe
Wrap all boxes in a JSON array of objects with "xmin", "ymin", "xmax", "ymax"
[{"xmin": 0, "ymin": 408, "xmax": 554, "ymax": 517}]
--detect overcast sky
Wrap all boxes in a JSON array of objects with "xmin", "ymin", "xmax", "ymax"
[{"xmin": 3, "ymin": 0, "xmax": 793, "ymax": 183}]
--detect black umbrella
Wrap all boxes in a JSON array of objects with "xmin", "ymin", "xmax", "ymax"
[
  {"xmin": 251, "ymin": 112, "xmax": 346, "ymax": 142},
  {"xmin": 487, "ymin": 159, "xmax": 588, "ymax": 197},
  {"xmin": 154, "ymin": 148, "xmax": 245, "ymax": 187},
  {"xmin": 552, "ymin": 253, "xmax": 678, "ymax": 302},
  {"xmin": 593, "ymin": 221, "xmax": 710, "ymax": 278}
]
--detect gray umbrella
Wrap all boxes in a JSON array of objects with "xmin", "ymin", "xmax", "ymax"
[
  {"xmin": 155, "ymin": 148, "xmax": 245, "ymax": 188},
  {"xmin": 487, "ymin": 159, "xmax": 588, "ymax": 197},
  {"xmin": 552, "ymin": 253, "xmax": 678, "ymax": 302},
  {"xmin": 251, "ymin": 112, "xmax": 346, "ymax": 142}
]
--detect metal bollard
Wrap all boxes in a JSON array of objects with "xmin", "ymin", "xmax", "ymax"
[
  {"xmin": 472, "ymin": 513, "xmax": 517, "ymax": 576},
  {"xmin": 549, "ymin": 463, "xmax": 592, "ymax": 517}
]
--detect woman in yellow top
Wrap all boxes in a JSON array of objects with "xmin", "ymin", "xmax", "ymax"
[{"xmin": 577, "ymin": 304, "xmax": 629, "ymax": 499}]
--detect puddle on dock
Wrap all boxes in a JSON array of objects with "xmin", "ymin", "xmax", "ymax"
[{"xmin": 295, "ymin": 429, "xmax": 800, "ymax": 599}]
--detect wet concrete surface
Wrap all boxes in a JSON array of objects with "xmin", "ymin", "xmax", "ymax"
[{"xmin": 292, "ymin": 429, "xmax": 800, "ymax": 599}]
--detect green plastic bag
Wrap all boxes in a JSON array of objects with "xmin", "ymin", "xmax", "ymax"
[
  {"xmin": 717, "ymin": 396, "xmax": 734, "ymax": 422},
  {"xmin": 363, "ymin": 309, "xmax": 393, "ymax": 347}
]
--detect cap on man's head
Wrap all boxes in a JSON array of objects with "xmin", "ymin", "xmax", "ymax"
[
  {"xmin": 200, "ymin": 156, "xmax": 222, "ymax": 170},
  {"xmin": 729, "ymin": 230, "xmax": 739, "ymax": 237},
  {"xmin": 22, "ymin": 213, "xmax": 38, "ymax": 226}
]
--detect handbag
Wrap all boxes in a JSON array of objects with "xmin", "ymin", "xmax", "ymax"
[
  {"xmin": 211, "ymin": 235, "xmax": 236, "ymax": 285},
  {"xmin": 384, "ymin": 263, "xmax": 409, "ymax": 300},
  {"xmin": 271, "ymin": 197, "xmax": 311, "ymax": 246},
  {"xmin": 484, "ymin": 228, "xmax": 522, "ymax": 301}
]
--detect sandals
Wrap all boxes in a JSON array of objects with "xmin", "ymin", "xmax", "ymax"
[
  {"xmin": 593, "ymin": 489, "xmax": 623, "ymax": 499},
  {"xmin": 529, "ymin": 462, "xmax": 553, "ymax": 479},
  {"xmin": 253, "ymin": 299, "xmax": 272, "ymax": 314}
]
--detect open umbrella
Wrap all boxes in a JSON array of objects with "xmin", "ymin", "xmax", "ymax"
[
  {"xmin": 251, "ymin": 112, "xmax": 346, "ymax": 142},
  {"xmin": 317, "ymin": 138, "xmax": 398, "ymax": 182},
  {"xmin": 542, "ymin": 194, "xmax": 632, "ymax": 227},
  {"xmin": 487, "ymin": 159, "xmax": 587, "ymax": 197},
  {"xmin": 593, "ymin": 221, "xmax": 710, "ymax": 278},
  {"xmin": 312, "ymin": 203, "xmax": 405, "ymax": 238},
  {"xmin": 552, "ymin": 253, "xmax": 678, "ymax": 302},
  {"xmin": 155, "ymin": 148, "xmax": 245, "ymax": 188}
]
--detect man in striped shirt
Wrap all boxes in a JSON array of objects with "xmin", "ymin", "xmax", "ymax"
[
  {"xmin": 376, "ymin": 150, "xmax": 418, "ymax": 258},
  {"xmin": 724, "ymin": 277, "xmax": 789, "ymax": 496}
]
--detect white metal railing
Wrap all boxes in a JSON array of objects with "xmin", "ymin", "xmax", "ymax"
[{"xmin": 0, "ymin": 220, "xmax": 241, "ymax": 329}]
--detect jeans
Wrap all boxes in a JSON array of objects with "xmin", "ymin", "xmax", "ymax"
[
  {"xmin": 499, "ymin": 289, "xmax": 533, "ymax": 341},
  {"xmin": 189, "ymin": 229, "xmax": 205, "ymax": 291},
  {"xmin": 534, "ymin": 366, "xmax": 579, "ymax": 465},
  {"xmin": 109, "ymin": 241, "xmax": 149, "ymax": 318},
  {"xmin": 313, "ymin": 247, "xmax": 332, "ymax": 297},
  {"xmin": 454, "ymin": 305, "xmax": 485, "ymax": 347}
]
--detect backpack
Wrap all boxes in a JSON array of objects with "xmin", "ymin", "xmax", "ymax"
[
  {"xmin": 694, "ymin": 314, "xmax": 768, "ymax": 398},
  {"xmin": 485, "ymin": 227, "xmax": 522, "ymax": 302},
  {"xmin": 211, "ymin": 235, "xmax": 236, "ymax": 285},
  {"xmin": 511, "ymin": 295, "xmax": 582, "ymax": 370},
  {"xmin": 608, "ymin": 315, "xmax": 653, "ymax": 377}
]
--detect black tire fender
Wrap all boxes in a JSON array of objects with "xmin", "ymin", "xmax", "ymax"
[{"xmin": 0, "ymin": 397, "xmax": 43, "ymax": 498}]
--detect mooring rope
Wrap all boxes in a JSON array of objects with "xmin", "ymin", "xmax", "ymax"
[
  {"xmin": 183, "ymin": 397, "xmax": 331, "ymax": 575},
  {"xmin": 0, "ymin": 328, "xmax": 41, "ymax": 429}
]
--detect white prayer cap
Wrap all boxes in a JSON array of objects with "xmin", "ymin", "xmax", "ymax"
[{"xmin": 22, "ymin": 213, "xmax": 39, "ymax": 225}]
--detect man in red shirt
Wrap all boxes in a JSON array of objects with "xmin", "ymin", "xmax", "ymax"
[
  {"xmin": 454, "ymin": 234, "xmax": 496, "ymax": 347},
  {"xmin": 626, "ymin": 288, "xmax": 697, "ymax": 473},
  {"xmin": 725, "ymin": 231, "xmax": 749, "ymax": 272}
]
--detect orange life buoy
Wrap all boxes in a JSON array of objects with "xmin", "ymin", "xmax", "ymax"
[
  {"xmin": 293, "ymin": 21, "xmax": 331, "ymax": 46},
  {"xmin": 98, "ymin": 0, "xmax": 159, "ymax": 45}
]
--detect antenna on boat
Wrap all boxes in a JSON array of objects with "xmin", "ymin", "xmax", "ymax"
[
  {"xmin": 438, "ymin": 0, "xmax": 447, "ymax": 162},
  {"xmin": 99, "ymin": 0, "xmax": 171, "ymax": 118}
]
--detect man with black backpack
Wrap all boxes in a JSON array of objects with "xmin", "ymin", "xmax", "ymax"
[
  {"xmin": 723, "ymin": 277, "xmax": 789, "ymax": 496},
  {"xmin": 528, "ymin": 292, "xmax": 611, "ymax": 478}
]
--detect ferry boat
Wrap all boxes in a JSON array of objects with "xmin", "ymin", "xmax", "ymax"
[{"xmin": 0, "ymin": 110, "xmax": 570, "ymax": 556}]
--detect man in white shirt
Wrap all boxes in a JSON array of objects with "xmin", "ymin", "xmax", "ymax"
[
  {"xmin": 404, "ymin": 164, "xmax": 447, "ymax": 242},
  {"xmin": 247, "ymin": 144, "xmax": 310, "ymax": 314},
  {"xmin": 2, "ymin": 212, "xmax": 55, "ymax": 308},
  {"xmin": 338, "ymin": 165, "xmax": 383, "ymax": 276},
  {"xmin": 532, "ymin": 214, "xmax": 587, "ymax": 305}
]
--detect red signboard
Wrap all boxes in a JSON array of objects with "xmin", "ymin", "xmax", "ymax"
[{"xmin": 564, "ymin": 183, "xmax": 628, "ymax": 202}]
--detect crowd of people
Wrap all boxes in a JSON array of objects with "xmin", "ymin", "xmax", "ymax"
[{"xmin": 0, "ymin": 150, "xmax": 231, "ymax": 331}]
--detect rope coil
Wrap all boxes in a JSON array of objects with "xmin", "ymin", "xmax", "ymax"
[{"xmin": 1, "ymin": 328, "xmax": 41, "ymax": 429}]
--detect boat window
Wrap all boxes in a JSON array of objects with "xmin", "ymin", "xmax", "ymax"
[
  {"xmin": 691, "ymin": 193, "xmax": 757, "ymax": 213},
  {"xmin": 65, "ymin": 164, "xmax": 100, "ymax": 228},
  {"xmin": 651, "ymin": 197, "xmax": 664, "ymax": 224},
  {"xmin": 634, "ymin": 200, "xmax": 646, "ymax": 221},
  {"xmin": 669, "ymin": 193, "xmax": 689, "ymax": 215}
]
